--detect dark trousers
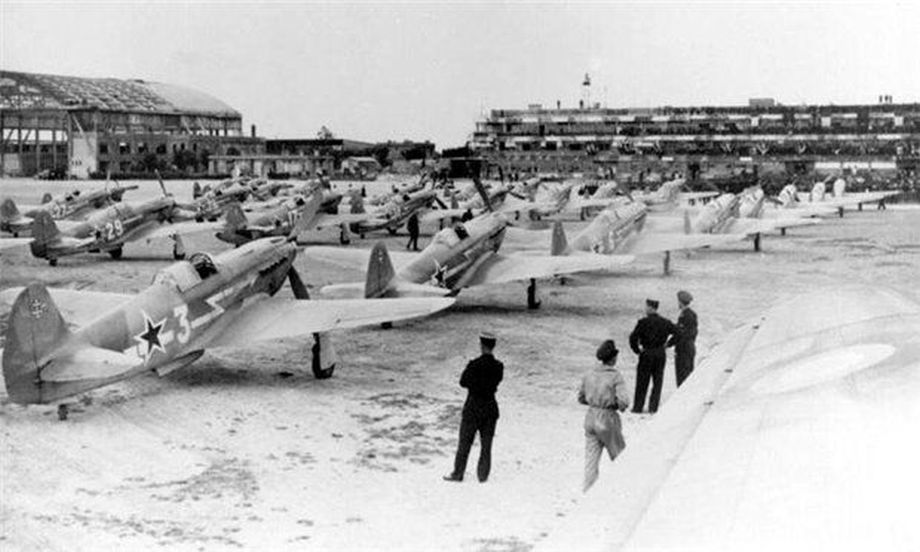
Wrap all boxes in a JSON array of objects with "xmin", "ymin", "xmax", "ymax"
[
  {"xmin": 675, "ymin": 343, "xmax": 696, "ymax": 387},
  {"xmin": 406, "ymin": 233, "xmax": 419, "ymax": 250},
  {"xmin": 451, "ymin": 412, "xmax": 498, "ymax": 481},
  {"xmin": 633, "ymin": 349, "xmax": 666, "ymax": 413}
]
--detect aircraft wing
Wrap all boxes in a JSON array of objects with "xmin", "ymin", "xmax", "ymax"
[
  {"xmin": 302, "ymin": 246, "xmax": 418, "ymax": 272},
  {"xmin": 420, "ymin": 208, "xmax": 468, "ymax": 224},
  {"xmin": 621, "ymin": 232, "xmax": 745, "ymax": 255},
  {"xmin": 677, "ymin": 191, "xmax": 719, "ymax": 202},
  {"xmin": 209, "ymin": 295, "xmax": 454, "ymax": 346},
  {"xmin": 311, "ymin": 212, "xmax": 381, "ymax": 230},
  {"xmin": 0, "ymin": 237, "xmax": 32, "ymax": 250},
  {"xmin": 464, "ymin": 251, "xmax": 634, "ymax": 287},
  {"xmin": 538, "ymin": 286, "xmax": 920, "ymax": 551},
  {"xmin": 143, "ymin": 220, "xmax": 224, "ymax": 240},
  {"xmin": 0, "ymin": 287, "xmax": 134, "ymax": 327}
]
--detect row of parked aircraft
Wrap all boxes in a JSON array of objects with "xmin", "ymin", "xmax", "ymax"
[{"xmin": 0, "ymin": 173, "xmax": 899, "ymax": 419}]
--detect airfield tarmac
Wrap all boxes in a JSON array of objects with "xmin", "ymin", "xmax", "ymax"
[{"xmin": 2, "ymin": 178, "xmax": 920, "ymax": 551}]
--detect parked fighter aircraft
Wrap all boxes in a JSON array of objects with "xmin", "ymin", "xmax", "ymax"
[
  {"xmin": 216, "ymin": 192, "xmax": 374, "ymax": 246},
  {"xmin": 0, "ymin": 236, "xmax": 454, "ymax": 419},
  {"xmin": 1, "ymin": 182, "xmax": 139, "ymax": 236},
  {"xmin": 306, "ymin": 182, "xmax": 636, "ymax": 309},
  {"xmin": 799, "ymin": 177, "xmax": 901, "ymax": 216},
  {"xmin": 682, "ymin": 191, "xmax": 820, "ymax": 250},
  {"xmin": 532, "ymin": 200, "xmax": 742, "ymax": 274},
  {"xmin": 538, "ymin": 286, "xmax": 920, "ymax": 551},
  {"xmin": 626, "ymin": 178, "xmax": 718, "ymax": 210},
  {"xmin": 347, "ymin": 186, "xmax": 439, "ymax": 237},
  {"xmin": 23, "ymin": 186, "xmax": 220, "ymax": 265}
]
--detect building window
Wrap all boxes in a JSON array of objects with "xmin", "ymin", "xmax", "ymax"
[
  {"xmin": 99, "ymin": 143, "xmax": 109, "ymax": 155},
  {"xmin": 119, "ymin": 142, "xmax": 130, "ymax": 155},
  {"xmin": 156, "ymin": 144, "xmax": 167, "ymax": 155},
  {"xmin": 137, "ymin": 142, "xmax": 148, "ymax": 154}
]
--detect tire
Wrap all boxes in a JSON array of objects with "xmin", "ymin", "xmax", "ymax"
[
  {"xmin": 108, "ymin": 247, "xmax": 123, "ymax": 260},
  {"xmin": 312, "ymin": 363, "xmax": 335, "ymax": 379},
  {"xmin": 49, "ymin": 258, "xmax": 58, "ymax": 267}
]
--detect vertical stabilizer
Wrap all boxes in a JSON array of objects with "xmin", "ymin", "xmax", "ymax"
[
  {"xmin": 41, "ymin": 193, "xmax": 53, "ymax": 204},
  {"xmin": 224, "ymin": 202, "xmax": 248, "ymax": 232},
  {"xmin": 29, "ymin": 211, "xmax": 60, "ymax": 259},
  {"xmin": 2, "ymin": 284, "xmax": 70, "ymax": 404},
  {"xmin": 1, "ymin": 198, "xmax": 21, "ymax": 221},
  {"xmin": 551, "ymin": 221, "xmax": 568, "ymax": 256},
  {"xmin": 364, "ymin": 242, "xmax": 396, "ymax": 298}
]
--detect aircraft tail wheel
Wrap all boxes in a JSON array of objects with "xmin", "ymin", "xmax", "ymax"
[
  {"xmin": 108, "ymin": 246, "xmax": 123, "ymax": 260},
  {"xmin": 49, "ymin": 258, "xmax": 58, "ymax": 267},
  {"xmin": 57, "ymin": 404, "xmax": 69, "ymax": 421}
]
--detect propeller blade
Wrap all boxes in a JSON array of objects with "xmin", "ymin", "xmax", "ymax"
[
  {"xmin": 472, "ymin": 177, "xmax": 493, "ymax": 212},
  {"xmin": 288, "ymin": 266, "xmax": 310, "ymax": 300}
]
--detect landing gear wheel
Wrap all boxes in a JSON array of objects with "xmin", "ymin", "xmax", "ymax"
[
  {"xmin": 311, "ymin": 333, "xmax": 335, "ymax": 379},
  {"xmin": 108, "ymin": 246, "xmax": 123, "ymax": 260},
  {"xmin": 49, "ymin": 258, "xmax": 58, "ymax": 267},
  {"xmin": 527, "ymin": 278, "xmax": 541, "ymax": 310},
  {"xmin": 57, "ymin": 404, "xmax": 69, "ymax": 421}
]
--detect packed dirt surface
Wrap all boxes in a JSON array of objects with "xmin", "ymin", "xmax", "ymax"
[{"xmin": 2, "ymin": 178, "xmax": 919, "ymax": 551}]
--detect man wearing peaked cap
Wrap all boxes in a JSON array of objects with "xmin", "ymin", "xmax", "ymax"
[
  {"xmin": 629, "ymin": 298, "xmax": 678, "ymax": 414},
  {"xmin": 668, "ymin": 290, "xmax": 698, "ymax": 387},
  {"xmin": 445, "ymin": 331, "xmax": 504, "ymax": 483}
]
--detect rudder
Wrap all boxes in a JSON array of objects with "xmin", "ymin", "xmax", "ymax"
[
  {"xmin": 29, "ymin": 211, "xmax": 60, "ymax": 259},
  {"xmin": 364, "ymin": 241, "xmax": 396, "ymax": 298},
  {"xmin": 2, "ymin": 284, "xmax": 70, "ymax": 404},
  {"xmin": 551, "ymin": 221, "xmax": 568, "ymax": 256},
  {"xmin": 223, "ymin": 202, "xmax": 248, "ymax": 232}
]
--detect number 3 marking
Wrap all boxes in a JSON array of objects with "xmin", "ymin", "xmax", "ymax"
[{"xmin": 174, "ymin": 304, "xmax": 191, "ymax": 344}]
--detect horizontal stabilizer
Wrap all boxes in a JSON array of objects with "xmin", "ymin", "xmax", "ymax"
[
  {"xmin": 42, "ymin": 347, "xmax": 140, "ymax": 382},
  {"xmin": 1, "ymin": 287, "xmax": 133, "ymax": 328}
]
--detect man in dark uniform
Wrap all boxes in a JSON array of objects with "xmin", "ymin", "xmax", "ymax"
[
  {"xmin": 668, "ymin": 290, "xmax": 698, "ymax": 387},
  {"xmin": 406, "ymin": 211, "xmax": 420, "ymax": 251},
  {"xmin": 629, "ymin": 299, "xmax": 678, "ymax": 414},
  {"xmin": 444, "ymin": 331, "xmax": 504, "ymax": 483}
]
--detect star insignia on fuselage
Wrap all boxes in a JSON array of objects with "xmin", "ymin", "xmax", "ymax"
[{"xmin": 135, "ymin": 313, "xmax": 167, "ymax": 363}]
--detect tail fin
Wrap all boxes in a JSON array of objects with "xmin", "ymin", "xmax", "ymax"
[
  {"xmin": 364, "ymin": 242, "xmax": 396, "ymax": 298},
  {"xmin": 292, "ymin": 194, "xmax": 322, "ymax": 236},
  {"xmin": 2, "ymin": 284, "xmax": 70, "ymax": 404},
  {"xmin": 29, "ymin": 211, "xmax": 60, "ymax": 258},
  {"xmin": 41, "ymin": 192, "xmax": 53, "ymax": 204},
  {"xmin": 223, "ymin": 202, "xmax": 248, "ymax": 232},
  {"xmin": 1, "ymin": 198, "xmax": 20, "ymax": 221},
  {"xmin": 551, "ymin": 221, "xmax": 568, "ymax": 256},
  {"xmin": 193, "ymin": 181, "xmax": 203, "ymax": 199}
]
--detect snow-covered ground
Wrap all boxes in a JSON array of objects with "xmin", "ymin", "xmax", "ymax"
[{"xmin": 1, "ymin": 178, "xmax": 919, "ymax": 551}]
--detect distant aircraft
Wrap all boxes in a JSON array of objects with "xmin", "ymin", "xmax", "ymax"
[
  {"xmin": 0, "ymin": 236, "xmax": 454, "ymax": 419},
  {"xmin": 347, "ymin": 186, "xmax": 439, "ymax": 237},
  {"xmin": 216, "ymin": 192, "xmax": 374, "ymax": 246},
  {"xmin": 306, "ymin": 181, "xmax": 635, "ymax": 309},
  {"xmin": 626, "ymin": 178, "xmax": 718, "ymax": 210},
  {"xmin": 0, "ymin": 182, "xmax": 138, "ymax": 236},
  {"xmin": 534, "ymin": 200, "xmax": 742, "ymax": 274},
  {"xmin": 22, "ymin": 185, "xmax": 220, "ymax": 265},
  {"xmin": 537, "ymin": 285, "xmax": 920, "ymax": 551},
  {"xmin": 798, "ymin": 177, "xmax": 901, "ymax": 216}
]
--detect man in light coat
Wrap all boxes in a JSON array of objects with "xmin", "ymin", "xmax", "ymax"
[{"xmin": 578, "ymin": 339, "xmax": 631, "ymax": 492}]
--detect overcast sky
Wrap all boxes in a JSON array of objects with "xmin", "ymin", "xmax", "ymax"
[{"xmin": 2, "ymin": 1, "xmax": 918, "ymax": 147}]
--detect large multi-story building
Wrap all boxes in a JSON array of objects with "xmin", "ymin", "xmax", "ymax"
[
  {"xmin": 471, "ymin": 96, "xmax": 920, "ymax": 179},
  {"xmin": 0, "ymin": 70, "xmax": 263, "ymax": 178}
]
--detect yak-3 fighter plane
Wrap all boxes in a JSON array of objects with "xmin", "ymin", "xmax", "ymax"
[
  {"xmin": 798, "ymin": 177, "xmax": 901, "ymax": 216},
  {"xmin": 20, "ymin": 187, "xmax": 222, "ymax": 265},
  {"xmin": 1, "ymin": 182, "xmax": 139, "ymax": 236},
  {"xmin": 0, "ymin": 236, "xmax": 454, "ymax": 419},
  {"xmin": 538, "ymin": 286, "xmax": 920, "ymax": 551},
  {"xmin": 307, "ymin": 205, "xmax": 636, "ymax": 309}
]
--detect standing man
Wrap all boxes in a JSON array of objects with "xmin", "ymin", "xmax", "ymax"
[
  {"xmin": 629, "ymin": 299, "xmax": 678, "ymax": 414},
  {"xmin": 444, "ymin": 332, "xmax": 504, "ymax": 483},
  {"xmin": 669, "ymin": 290, "xmax": 698, "ymax": 387},
  {"xmin": 406, "ymin": 211, "xmax": 420, "ymax": 251},
  {"xmin": 578, "ymin": 339, "xmax": 630, "ymax": 492}
]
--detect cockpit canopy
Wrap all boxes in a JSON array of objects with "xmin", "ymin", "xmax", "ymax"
[
  {"xmin": 431, "ymin": 223, "xmax": 469, "ymax": 248},
  {"xmin": 152, "ymin": 252, "xmax": 219, "ymax": 291}
]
